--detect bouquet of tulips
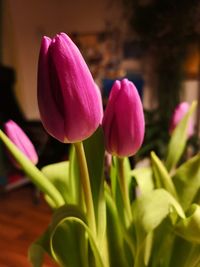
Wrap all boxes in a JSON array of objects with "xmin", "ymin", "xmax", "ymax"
[{"xmin": 0, "ymin": 33, "xmax": 200, "ymax": 267}]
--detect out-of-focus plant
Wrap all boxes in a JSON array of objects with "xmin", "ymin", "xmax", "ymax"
[
  {"xmin": 136, "ymin": 101, "xmax": 198, "ymax": 161},
  {"xmin": 169, "ymin": 102, "xmax": 194, "ymax": 137},
  {"xmin": 122, "ymin": 0, "xmax": 200, "ymax": 127},
  {"xmin": 0, "ymin": 32, "xmax": 199, "ymax": 267},
  {"xmin": 4, "ymin": 120, "xmax": 38, "ymax": 168}
]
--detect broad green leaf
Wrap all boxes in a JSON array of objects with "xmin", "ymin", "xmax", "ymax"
[
  {"xmin": 105, "ymin": 192, "xmax": 131, "ymax": 267},
  {"xmin": 123, "ymin": 157, "xmax": 134, "ymax": 203},
  {"xmin": 132, "ymin": 189, "xmax": 185, "ymax": 241},
  {"xmin": 169, "ymin": 238, "xmax": 200, "ymax": 267},
  {"xmin": 110, "ymin": 157, "xmax": 126, "ymax": 226},
  {"xmin": 165, "ymin": 101, "xmax": 197, "ymax": 171},
  {"xmin": 181, "ymin": 245, "xmax": 200, "ymax": 267},
  {"xmin": 175, "ymin": 204, "xmax": 200, "ymax": 243},
  {"xmin": 116, "ymin": 157, "xmax": 133, "ymax": 225},
  {"xmin": 28, "ymin": 229, "xmax": 52, "ymax": 267},
  {"xmin": 131, "ymin": 167, "xmax": 154, "ymax": 195},
  {"xmin": 50, "ymin": 205, "xmax": 88, "ymax": 267},
  {"xmin": 83, "ymin": 127, "xmax": 106, "ymax": 240},
  {"xmin": 42, "ymin": 161, "xmax": 71, "ymax": 204},
  {"xmin": 123, "ymin": 157, "xmax": 132, "ymax": 193},
  {"xmin": 172, "ymin": 153, "xmax": 200, "ymax": 210},
  {"xmin": 110, "ymin": 157, "xmax": 133, "ymax": 226},
  {"xmin": 150, "ymin": 224, "xmax": 175, "ymax": 267},
  {"xmin": 151, "ymin": 151, "xmax": 178, "ymax": 199},
  {"xmin": 110, "ymin": 156, "xmax": 118, "ymax": 199},
  {"xmin": 0, "ymin": 130, "xmax": 64, "ymax": 207},
  {"xmin": 144, "ymin": 231, "xmax": 154, "ymax": 266},
  {"xmin": 29, "ymin": 244, "xmax": 44, "ymax": 267},
  {"xmin": 50, "ymin": 205, "xmax": 105, "ymax": 267},
  {"xmin": 132, "ymin": 189, "xmax": 185, "ymax": 267},
  {"xmin": 52, "ymin": 221, "xmax": 87, "ymax": 267}
]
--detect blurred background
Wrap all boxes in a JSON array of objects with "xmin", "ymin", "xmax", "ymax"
[
  {"xmin": 0, "ymin": 0, "xmax": 199, "ymax": 118},
  {"xmin": 0, "ymin": 0, "xmax": 200, "ymax": 188},
  {"xmin": 0, "ymin": 0, "xmax": 200, "ymax": 265}
]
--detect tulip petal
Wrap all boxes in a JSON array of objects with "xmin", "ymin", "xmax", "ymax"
[
  {"xmin": 4, "ymin": 120, "xmax": 38, "ymax": 165},
  {"xmin": 169, "ymin": 102, "xmax": 194, "ymax": 137},
  {"xmin": 40, "ymin": 33, "xmax": 102, "ymax": 142},
  {"xmin": 102, "ymin": 80, "xmax": 121, "ymax": 148},
  {"xmin": 103, "ymin": 79, "xmax": 145, "ymax": 157},
  {"xmin": 51, "ymin": 33, "xmax": 102, "ymax": 142},
  {"xmin": 37, "ymin": 36, "xmax": 66, "ymax": 142}
]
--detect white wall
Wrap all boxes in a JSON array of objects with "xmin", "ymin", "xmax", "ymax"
[{"xmin": 2, "ymin": 0, "xmax": 122, "ymax": 119}]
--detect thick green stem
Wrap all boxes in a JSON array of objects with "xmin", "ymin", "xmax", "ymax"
[
  {"xmin": 118, "ymin": 157, "xmax": 132, "ymax": 223},
  {"xmin": 74, "ymin": 142, "xmax": 96, "ymax": 236}
]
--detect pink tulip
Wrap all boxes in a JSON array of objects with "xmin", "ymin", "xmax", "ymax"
[
  {"xmin": 37, "ymin": 32, "xmax": 103, "ymax": 143},
  {"xmin": 4, "ymin": 120, "xmax": 38, "ymax": 166},
  {"xmin": 102, "ymin": 79, "xmax": 145, "ymax": 157},
  {"xmin": 169, "ymin": 102, "xmax": 194, "ymax": 136}
]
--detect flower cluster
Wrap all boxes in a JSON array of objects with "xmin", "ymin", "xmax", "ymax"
[
  {"xmin": 37, "ymin": 33, "xmax": 145, "ymax": 155},
  {"xmin": 0, "ymin": 32, "xmax": 199, "ymax": 267}
]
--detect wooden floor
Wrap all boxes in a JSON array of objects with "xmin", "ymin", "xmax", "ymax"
[{"xmin": 0, "ymin": 185, "xmax": 57, "ymax": 267}]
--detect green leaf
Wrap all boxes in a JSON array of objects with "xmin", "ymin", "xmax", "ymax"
[
  {"xmin": 151, "ymin": 151, "xmax": 178, "ymax": 198},
  {"xmin": 29, "ymin": 243, "xmax": 44, "ymax": 267},
  {"xmin": 42, "ymin": 161, "xmax": 71, "ymax": 204},
  {"xmin": 123, "ymin": 157, "xmax": 133, "ymax": 201},
  {"xmin": 51, "ymin": 221, "xmax": 87, "ymax": 267},
  {"xmin": 110, "ymin": 157, "xmax": 133, "ymax": 226},
  {"xmin": 150, "ymin": 224, "xmax": 175, "ymax": 267},
  {"xmin": 0, "ymin": 130, "xmax": 64, "ymax": 208},
  {"xmin": 105, "ymin": 192, "xmax": 131, "ymax": 267},
  {"xmin": 123, "ymin": 158, "xmax": 132, "ymax": 186},
  {"xmin": 175, "ymin": 204, "xmax": 200, "ymax": 243},
  {"xmin": 132, "ymin": 189, "xmax": 185, "ymax": 267},
  {"xmin": 28, "ymin": 229, "xmax": 52, "ymax": 267},
  {"xmin": 165, "ymin": 101, "xmax": 197, "ymax": 171},
  {"xmin": 50, "ymin": 205, "xmax": 105, "ymax": 267},
  {"xmin": 110, "ymin": 157, "xmax": 126, "ymax": 226},
  {"xmin": 133, "ymin": 189, "xmax": 184, "ymax": 239},
  {"xmin": 110, "ymin": 156, "xmax": 118, "ymax": 199},
  {"xmin": 131, "ymin": 167, "xmax": 154, "ymax": 195},
  {"xmin": 169, "ymin": 237, "xmax": 200, "ymax": 267},
  {"xmin": 172, "ymin": 153, "xmax": 200, "ymax": 210},
  {"xmin": 83, "ymin": 127, "xmax": 106, "ymax": 241},
  {"xmin": 181, "ymin": 245, "xmax": 200, "ymax": 267},
  {"xmin": 144, "ymin": 231, "xmax": 154, "ymax": 266}
]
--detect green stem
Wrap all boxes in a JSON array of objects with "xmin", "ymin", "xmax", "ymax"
[
  {"xmin": 0, "ymin": 130, "xmax": 64, "ymax": 208},
  {"xmin": 118, "ymin": 157, "xmax": 132, "ymax": 223},
  {"xmin": 74, "ymin": 142, "xmax": 96, "ymax": 236}
]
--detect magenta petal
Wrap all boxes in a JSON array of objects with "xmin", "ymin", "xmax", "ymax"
[
  {"xmin": 37, "ymin": 36, "xmax": 66, "ymax": 142},
  {"xmin": 37, "ymin": 33, "xmax": 103, "ymax": 143},
  {"xmin": 95, "ymin": 83, "xmax": 104, "ymax": 124},
  {"xmin": 102, "ymin": 80, "xmax": 121, "ymax": 143},
  {"xmin": 169, "ymin": 102, "xmax": 194, "ymax": 137},
  {"xmin": 102, "ymin": 79, "xmax": 145, "ymax": 157},
  {"xmin": 4, "ymin": 120, "xmax": 38, "ymax": 166}
]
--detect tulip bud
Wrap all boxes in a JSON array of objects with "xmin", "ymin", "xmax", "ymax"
[
  {"xmin": 4, "ymin": 120, "xmax": 38, "ymax": 167},
  {"xmin": 169, "ymin": 102, "xmax": 194, "ymax": 137},
  {"xmin": 102, "ymin": 79, "xmax": 145, "ymax": 157},
  {"xmin": 37, "ymin": 32, "xmax": 103, "ymax": 143}
]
